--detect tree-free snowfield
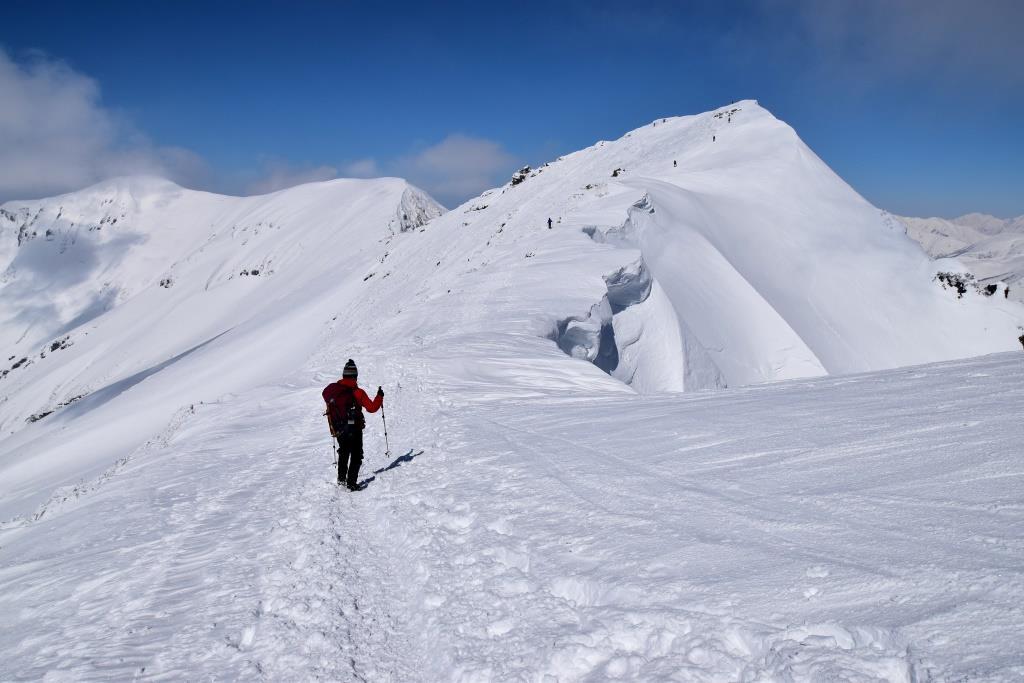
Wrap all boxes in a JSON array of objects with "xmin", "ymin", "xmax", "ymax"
[{"xmin": 2, "ymin": 348, "xmax": 1023, "ymax": 681}]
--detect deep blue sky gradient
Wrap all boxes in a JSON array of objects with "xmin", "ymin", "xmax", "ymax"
[{"xmin": 2, "ymin": 0, "xmax": 1021, "ymax": 216}]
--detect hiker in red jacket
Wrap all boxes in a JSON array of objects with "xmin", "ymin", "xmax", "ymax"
[{"xmin": 323, "ymin": 359, "xmax": 383, "ymax": 490}]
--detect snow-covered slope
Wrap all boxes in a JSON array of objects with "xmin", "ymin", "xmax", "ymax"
[
  {"xmin": 900, "ymin": 213, "xmax": 1024, "ymax": 303},
  {"xmin": 0, "ymin": 176, "xmax": 443, "ymax": 518},
  {"xmin": 386, "ymin": 101, "xmax": 1024, "ymax": 390},
  {"xmin": 2, "ymin": 101, "xmax": 1024, "ymax": 680},
  {"xmin": 2, "ymin": 344, "xmax": 1023, "ymax": 681}
]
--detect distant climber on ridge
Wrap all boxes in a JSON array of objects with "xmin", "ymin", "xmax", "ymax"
[
  {"xmin": 547, "ymin": 217, "xmax": 553, "ymax": 229},
  {"xmin": 323, "ymin": 359, "xmax": 383, "ymax": 491}
]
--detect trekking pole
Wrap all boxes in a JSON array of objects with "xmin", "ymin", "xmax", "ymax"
[
  {"xmin": 325, "ymin": 410, "xmax": 337, "ymax": 466},
  {"xmin": 381, "ymin": 402, "xmax": 391, "ymax": 458}
]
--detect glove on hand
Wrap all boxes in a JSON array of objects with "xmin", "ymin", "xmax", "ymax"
[{"xmin": 377, "ymin": 386, "xmax": 384, "ymax": 397}]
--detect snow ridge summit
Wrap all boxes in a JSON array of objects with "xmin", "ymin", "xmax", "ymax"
[{"xmin": 393, "ymin": 99, "xmax": 1022, "ymax": 391}]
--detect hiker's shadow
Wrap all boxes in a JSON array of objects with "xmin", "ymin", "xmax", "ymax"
[{"xmin": 359, "ymin": 449, "xmax": 424, "ymax": 488}]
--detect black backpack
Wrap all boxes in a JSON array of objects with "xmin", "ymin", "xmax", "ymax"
[{"xmin": 327, "ymin": 387, "xmax": 363, "ymax": 436}]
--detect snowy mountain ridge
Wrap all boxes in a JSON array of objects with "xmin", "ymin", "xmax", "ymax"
[
  {"xmin": 0, "ymin": 176, "xmax": 443, "ymax": 518},
  {"xmin": 0, "ymin": 175, "xmax": 441, "ymax": 354},
  {"xmin": 403, "ymin": 99, "xmax": 1023, "ymax": 390}
]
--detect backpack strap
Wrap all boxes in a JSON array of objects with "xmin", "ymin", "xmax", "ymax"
[{"xmin": 324, "ymin": 400, "xmax": 336, "ymax": 437}]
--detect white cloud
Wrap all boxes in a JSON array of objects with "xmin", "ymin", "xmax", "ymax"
[
  {"xmin": 245, "ymin": 161, "xmax": 339, "ymax": 195},
  {"xmin": 390, "ymin": 135, "xmax": 519, "ymax": 207},
  {"xmin": 306, "ymin": 136, "xmax": 519, "ymax": 207},
  {"xmin": 341, "ymin": 158, "xmax": 381, "ymax": 178},
  {"xmin": 0, "ymin": 48, "xmax": 206, "ymax": 202},
  {"xmin": 0, "ymin": 48, "xmax": 519, "ymax": 208},
  {"xmin": 242, "ymin": 138, "xmax": 518, "ymax": 206}
]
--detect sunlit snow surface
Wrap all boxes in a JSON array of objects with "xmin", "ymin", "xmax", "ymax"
[
  {"xmin": 2, "ymin": 351, "xmax": 1022, "ymax": 681},
  {"xmin": 2, "ymin": 101, "xmax": 1024, "ymax": 680}
]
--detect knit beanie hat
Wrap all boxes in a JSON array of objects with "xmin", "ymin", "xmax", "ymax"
[{"xmin": 342, "ymin": 359, "xmax": 358, "ymax": 379}]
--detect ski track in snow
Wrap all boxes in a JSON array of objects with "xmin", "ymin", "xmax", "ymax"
[{"xmin": 3, "ymin": 350, "xmax": 1023, "ymax": 681}]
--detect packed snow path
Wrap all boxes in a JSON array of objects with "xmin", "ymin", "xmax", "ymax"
[{"xmin": 2, "ymin": 350, "xmax": 1023, "ymax": 681}]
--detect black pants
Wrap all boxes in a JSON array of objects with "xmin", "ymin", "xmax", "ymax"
[{"xmin": 336, "ymin": 429, "xmax": 363, "ymax": 487}]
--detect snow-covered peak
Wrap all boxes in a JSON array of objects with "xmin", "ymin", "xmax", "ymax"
[
  {"xmin": 952, "ymin": 212, "xmax": 1024, "ymax": 234},
  {"xmin": 392, "ymin": 100, "xmax": 1023, "ymax": 393},
  {"xmin": 0, "ymin": 175, "xmax": 188, "ymax": 214},
  {"xmin": 0, "ymin": 175, "xmax": 443, "ymax": 352}
]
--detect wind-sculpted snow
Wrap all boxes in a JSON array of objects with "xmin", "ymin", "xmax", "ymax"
[{"xmin": 552, "ymin": 258, "xmax": 693, "ymax": 392}]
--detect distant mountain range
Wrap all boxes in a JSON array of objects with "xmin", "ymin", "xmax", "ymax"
[{"xmin": 899, "ymin": 213, "xmax": 1024, "ymax": 302}]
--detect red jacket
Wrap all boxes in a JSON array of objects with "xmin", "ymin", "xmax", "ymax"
[{"xmin": 322, "ymin": 378, "xmax": 383, "ymax": 423}]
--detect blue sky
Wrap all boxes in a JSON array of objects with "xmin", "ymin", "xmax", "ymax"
[{"xmin": 1, "ymin": 0, "xmax": 1021, "ymax": 217}]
